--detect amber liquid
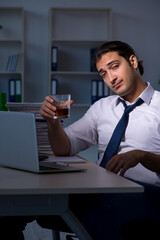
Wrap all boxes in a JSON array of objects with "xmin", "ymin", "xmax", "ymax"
[{"xmin": 55, "ymin": 108, "xmax": 69, "ymax": 118}]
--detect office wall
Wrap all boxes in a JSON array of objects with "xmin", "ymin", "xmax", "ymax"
[{"xmin": 0, "ymin": 0, "xmax": 160, "ymax": 102}]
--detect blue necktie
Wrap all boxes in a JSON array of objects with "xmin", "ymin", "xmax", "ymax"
[{"xmin": 100, "ymin": 98, "xmax": 144, "ymax": 168}]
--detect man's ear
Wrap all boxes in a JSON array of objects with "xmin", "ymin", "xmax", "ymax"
[{"xmin": 129, "ymin": 55, "xmax": 138, "ymax": 69}]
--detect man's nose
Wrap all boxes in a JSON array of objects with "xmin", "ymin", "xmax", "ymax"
[{"xmin": 108, "ymin": 71, "xmax": 116, "ymax": 83}]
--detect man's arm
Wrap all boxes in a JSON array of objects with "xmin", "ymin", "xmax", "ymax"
[
  {"xmin": 106, "ymin": 150, "xmax": 160, "ymax": 176},
  {"xmin": 40, "ymin": 96, "xmax": 71, "ymax": 156},
  {"xmin": 47, "ymin": 119, "xmax": 70, "ymax": 156}
]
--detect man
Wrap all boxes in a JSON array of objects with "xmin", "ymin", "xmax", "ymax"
[
  {"xmin": 39, "ymin": 41, "xmax": 160, "ymax": 239},
  {"xmin": 1, "ymin": 41, "xmax": 160, "ymax": 239},
  {"xmin": 40, "ymin": 41, "xmax": 160, "ymax": 183}
]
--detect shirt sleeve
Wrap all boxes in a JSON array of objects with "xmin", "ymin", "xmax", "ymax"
[{"xmin": 64, "ymin": 104, "xmax": 98, "ymax": 156}]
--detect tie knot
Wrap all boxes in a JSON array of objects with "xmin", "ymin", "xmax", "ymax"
[{"xmin": 121, "ymin": 98, "xmax": 144, "ymax": 114}]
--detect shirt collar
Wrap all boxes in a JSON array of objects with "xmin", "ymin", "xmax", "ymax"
[
  {"xmin": 139, "ymin": 82, "xmax": 154, "ymax": 105},
  {"xmin": 115, "ymin": 82, "xmax": 154, "ymax": 106}
]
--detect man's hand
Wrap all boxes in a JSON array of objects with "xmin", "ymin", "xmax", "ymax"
[
  {"xmin": 40, "ymin": 96, "xmax": 56, "ymax": 121},
  {"xmin": 40, "ymin": 96, "xmax": 73, "ymax": 121},
  {"xmin": 106, "ymin": 150, "xmax": 145, "ymax": 176}
]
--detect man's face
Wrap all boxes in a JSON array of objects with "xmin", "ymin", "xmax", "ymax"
[{"xmin": 96, "ymin": 51, "xmax": 139, "ymax": 101}]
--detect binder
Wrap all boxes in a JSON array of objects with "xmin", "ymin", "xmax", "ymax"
[
  {"xmin": 15, "ymin": 79, "xmax": 22, "ymax": 102},
  {"xmin": 51, "ymin": 79, "xmax": 58, "ymax": 95},
  {"xmin": 91, "ymin": 80, "xmax": 110, "ymax": 104},
  {"xmin": 97, "ymin": 80, "xmax": 104, "ymax": 100},
  {"xmin": 90, "ymin": 48, "xmax": 98, "ymax": 72},
  {"xmin": 51, "ymin": 46, "xmax": 58, "ymax": 71},
  {"xmin": 8, "ymin": 79, "xmax": 15, "ymax": 102},
  {"xmin": 91, "ymin": 80, "xmax": 98, "ymax": 104},
  {"xmin": 104, "ymin": 83, "xmax": 110, "ymax": 97}
]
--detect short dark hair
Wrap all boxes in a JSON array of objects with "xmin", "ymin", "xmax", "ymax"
[{"xmin": 93, "ymin": 41, "xmax": 144, "ymax": 75}]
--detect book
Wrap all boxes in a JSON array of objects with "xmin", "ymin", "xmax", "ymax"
[
  {"xmin": 15, "ymin": 53, "xmax": 22, "ymax": 72},
  {"xmin": 51, "ymin": 46, "xmax": 58, "ymax": 71},
  {"xmin": 6, "ymin": 54, "xmax": 22, "ymax": 72},
  {"xmin": 6, "ymin": 56, "xmax": 12, "ymax": 72}
]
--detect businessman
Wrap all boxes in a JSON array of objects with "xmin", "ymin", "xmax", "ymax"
[
  {"xmin": 1, "ymin": 41, "xmax": 160, "ymax": 239},
  {"xmin": 40, "ymin": 41, "xmax": 160, "ymax": 181},
  {"xmin": 39, "ymin": 40, "xmax": 160, "ymax": 239}
]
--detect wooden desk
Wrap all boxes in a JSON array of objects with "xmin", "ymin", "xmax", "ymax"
[{"xmin": 0, "ymin": 161, "xmax": 144, "ymax": 240}]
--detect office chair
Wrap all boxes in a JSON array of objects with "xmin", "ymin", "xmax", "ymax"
[{"xmin": 52, "ymin": 230, "xmax": 77, "ymax": 240}]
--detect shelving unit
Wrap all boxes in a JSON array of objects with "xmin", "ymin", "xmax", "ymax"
[
  {"xmin": 49, "ymin": 8, "xmax": 112, "ymax": 106},
  {"xmin": 0, "ymin": 7, "xmax": 24, "ymax": 101}
]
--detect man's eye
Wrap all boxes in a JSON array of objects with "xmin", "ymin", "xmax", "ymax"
[
  {"xmin": 101, "ymin": 72, "xmax": 107, "ymax": 79},
  {"xmin": 112, "ymin": 64, "xmax": 119, "ymax": 69}
]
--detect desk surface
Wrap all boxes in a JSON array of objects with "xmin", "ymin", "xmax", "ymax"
[{"xmin": 0, "ymin": 161, "xmax": 143, "ymax": 195}]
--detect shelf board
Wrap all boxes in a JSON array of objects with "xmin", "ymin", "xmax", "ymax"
[
  {"xmin": 51, "ymin": 39, "xmax": 106, "ymax": 43},
  {"xmin": 50, "ymin": 71, "xmax": 98, "ymax": 75},
  {"xmin": 51, "ymin": 7, "xmax": 112, "ymax": 12},
  {"xmin": 0, "ymin": 7, "xmax": 24, "ymax": 11},
  {"xmin": 0, "ymin": 71, "xmax": 22, "ymax": 75},
  {"xmin": 0, "ymin": 40, "xmax": 23, "ymax": 43}
]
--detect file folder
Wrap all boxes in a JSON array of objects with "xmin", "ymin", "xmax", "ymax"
[
  {"xmin": 8, "ymin": 79, "xmax": 15, "ymax": 102},
  {"xmin": 91, "ymin": 80, "xmax": 98, "ymax": 104},
  {"xmin": 15, "ymin": 79, "xmax": 22, "ymax": 102},
  {"xmin": 51, "ymin": 79, "xmax": 58, "ymax": 95},
  {"xmin": 51, "ymin": 46, "xmax": 58, "ymax": 71}
]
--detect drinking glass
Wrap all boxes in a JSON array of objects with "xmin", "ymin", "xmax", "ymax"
[{"xmin": 51, "ymin": 94, "xmax": 71, "ymax": 119}]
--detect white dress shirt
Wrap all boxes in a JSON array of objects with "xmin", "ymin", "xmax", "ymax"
[{"xmin": 64, "ymin": 82, "xmax": 160, "ymax": 186}]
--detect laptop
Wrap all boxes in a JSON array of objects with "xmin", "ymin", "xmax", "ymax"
[{"xmin": 0, "ymin": 111, "xmax": 85, "ymax": 173}]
